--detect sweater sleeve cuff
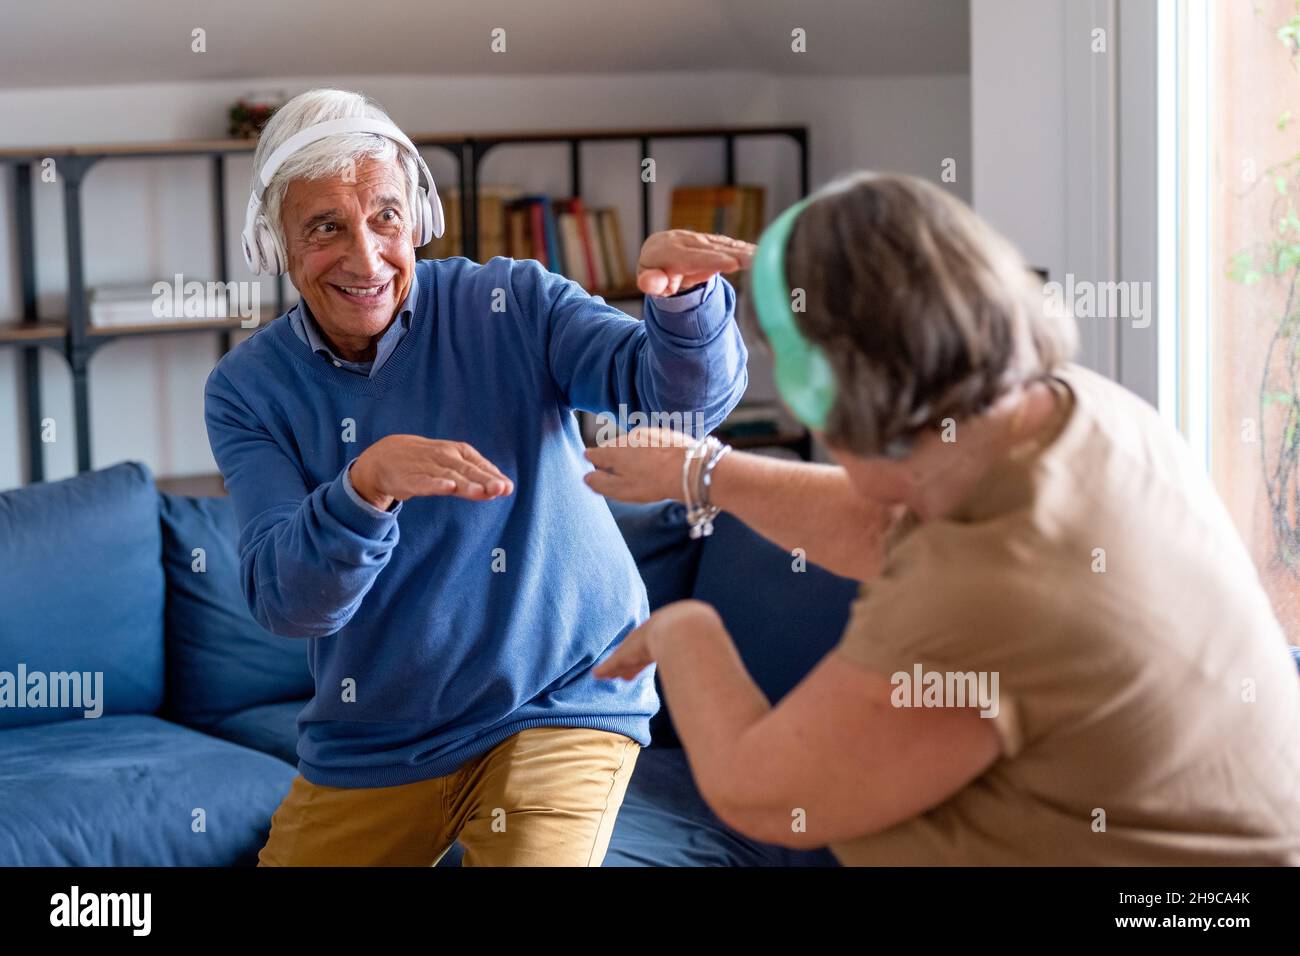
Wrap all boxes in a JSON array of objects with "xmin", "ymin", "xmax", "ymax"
[
  {"xmin": 644, "ymin": 274, "xmax": 728, "ymax": 341},
  {"xmin": 324, "ymin": 459, "xmax": 402, "ymax": 538}
]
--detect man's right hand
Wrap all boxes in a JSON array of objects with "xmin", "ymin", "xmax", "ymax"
[{"xmin": 350, "ymin": 435, "xmax": 515, "ymax": 510}]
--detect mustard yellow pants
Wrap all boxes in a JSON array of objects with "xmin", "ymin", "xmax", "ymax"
[{"xmin": 257, "ymin": 726, "xmax": 640, "ymax": 867}]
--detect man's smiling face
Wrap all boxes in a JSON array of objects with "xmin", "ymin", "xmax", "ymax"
[{"xmin": 281, "ymin": 155, "xmax": 416, "ymax": 361}]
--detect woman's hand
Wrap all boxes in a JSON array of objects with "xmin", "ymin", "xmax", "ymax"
[
  {"xmin": 582, "ymin": 426, "xmax": 694, "ymax": 503},
  {"xmin": 593, "ymin": 599, "xmax": 722, "ymax": 681}
]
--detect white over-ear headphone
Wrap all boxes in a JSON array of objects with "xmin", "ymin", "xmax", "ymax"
[{"xmin": 241, "ymin": 116, "xmax": 446, "ymax": 276}]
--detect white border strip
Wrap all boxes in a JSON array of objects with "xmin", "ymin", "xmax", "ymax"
[
  {"xmin": 1182, "ymin": 0, "xmax": 1213, "ymax": 470},
  {"xmin": 1156, "ymin": 0, "xmax": 1179, "ymax": 427}
]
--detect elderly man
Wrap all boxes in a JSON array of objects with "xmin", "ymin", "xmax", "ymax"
[{"xmin": 203, "ymin": 88, "xmax": 749, "ymax": 866}]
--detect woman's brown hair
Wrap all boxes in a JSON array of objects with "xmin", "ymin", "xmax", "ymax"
[{"xmin": 740, "ymin": 171, "xmax": 1077, "ymax": 457}]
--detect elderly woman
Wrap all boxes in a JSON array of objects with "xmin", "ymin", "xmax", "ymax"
[
  {"xmin": 205, "ymin": 88, "xmax": 755, "ymax": 866},
  {"xmin": 585, "ymin": 172, "xmax": 1300, "ymax": 864}
]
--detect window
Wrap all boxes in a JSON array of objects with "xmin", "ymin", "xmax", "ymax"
[{"xmin": 1169, "ymin": 0, "xmax": 1300, "ymax": 637}]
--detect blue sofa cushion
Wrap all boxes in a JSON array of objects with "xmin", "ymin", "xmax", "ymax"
[
  {"xmin": 0, "ymin": 714, "xmax": 296, "ymax": 865},
  {"xmin": 203, "ymin": 698, "xmax": 304, "ymax": 766},
  {"xmin": 604, "ymin": 746, "xmax": 838, "ymax": 867},
  {"xmin": 0, "ymin": 462, "xmax": 164, "ymax": 728},
  {"xmin": 158, "ymin": 494, "xmax": 313, "ymax": 729}
]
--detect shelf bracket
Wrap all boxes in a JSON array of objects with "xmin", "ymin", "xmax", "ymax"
[{"xmin": 59, "ymin": 154, "xmax": 99, "ymax": 473}]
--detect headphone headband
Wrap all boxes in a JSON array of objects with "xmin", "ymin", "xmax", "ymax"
[
  {"xmin": 242, "ymin": 115, "xmax": 444, "ymax": 276},
  {"xmin": 750, "ymin": 194, "xmax": 836, "ymax": 430}
]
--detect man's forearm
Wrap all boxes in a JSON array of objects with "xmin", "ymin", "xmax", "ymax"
[
  {"xmin": 639, "ymin": 275, "xmax": 748, "ymax": 432},
  {"xmin": 237, "ymin": 465, "xmax": 400, "ymax": 638},
  {"xmin": 205, "ymin": 377, "xmax": 401, "ymax": 639},
  {"xmin": 708, "ymin": 452, "xmax": 892, "ymax": 581}
]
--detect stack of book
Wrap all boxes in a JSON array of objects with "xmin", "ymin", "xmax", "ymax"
[
  {"xmin": 416, "ymin": 183, "xmax": 767, "ymax": 300},
  {"xmin": 511, "ymin": 196, "xmax": 634, "ymax": 297},
  {"xmin": 668, "ymin": 185, "xmax": 766, "ymax": 243},
  {"xmin": 417, "ymin": 186, "xmax": 521, "ymax": 262},
  {"xmin": 418, "ymin": 188, "xmax": 635, "ymax": 298},
  {"xmin": 87, "ymin": 283, "xmax": 232, "ymax": 328}
]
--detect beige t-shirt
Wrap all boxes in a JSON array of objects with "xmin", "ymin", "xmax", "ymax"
[{"xmin": 832, "ymin": 363, "xmax": 1300, "ymax": 865}]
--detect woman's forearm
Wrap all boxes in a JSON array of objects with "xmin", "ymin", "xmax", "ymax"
[
  {"xmin": 650, "ymin": 610, "xmax": 773, "ymax": 811},
  {"xmin": 708, "ymin": 451, "xmax": 891, "ymax": 581}
]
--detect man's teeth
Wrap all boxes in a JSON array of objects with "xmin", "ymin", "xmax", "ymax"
[{"xmin": 340, "ymin": 284, "xmax": 385, "ymax": 295}]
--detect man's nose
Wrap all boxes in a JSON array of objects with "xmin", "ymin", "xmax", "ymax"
[{"xmin": 342, "ymin": 224, "xmax": 386, "ymax": 276}]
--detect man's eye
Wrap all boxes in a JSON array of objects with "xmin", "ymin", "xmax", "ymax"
[
  {"xmin": 315, "ymin": 222, "xmax": 337, "ymax": 234},
  {"xmin": 381, "ymin": 208, "xmax": 399, "ymax": 222}
]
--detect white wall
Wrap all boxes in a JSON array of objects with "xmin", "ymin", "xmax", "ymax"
[
  {"xmin": 970, "ymin": 0, "xmax": 1159, "ymax": 403},
  {"xmin": 971, "ymin": 0, "xmax": 1067, "ymax": 280},
  {"xmin": 0, "ymin": 69, "xmax": 970, "ymax": 489}
]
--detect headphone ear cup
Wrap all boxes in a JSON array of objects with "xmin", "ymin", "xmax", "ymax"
[
  {"xmin": 772, "ymin": 342, "xmax": 835, "ymax": 431},
  {"xmin": 255, "ymin": 219, "xmax": 284, "ymax": 276},
  {"xmin": 248, "ymin": 218, "xmax": 270, "ymax": 276},
  {"xmin": 241, "ymin": 232, "xmax": 258, "ymax": 274},
  {"xmin": 415, "ymin": 187, "xmax": 434, "ymax": 247},
  {"xmin": 250, "ymin": 225, "xmax": 264, "ymax": 275}
]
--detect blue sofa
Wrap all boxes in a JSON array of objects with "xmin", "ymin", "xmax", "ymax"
[{"xmin": 0, "ymin": 461, "xmax": 853, "ymax": 866}]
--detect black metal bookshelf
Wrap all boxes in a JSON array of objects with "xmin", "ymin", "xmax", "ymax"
[{"xmin": 0, "ymin": 123, "xmax": 808, "ymax": 483}]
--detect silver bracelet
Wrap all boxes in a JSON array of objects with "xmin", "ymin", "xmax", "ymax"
[
  {"xmin": 681, "ymin": 436, "xmax": 710, "ymax": 525},
  {"xmin": 682, "ymin": 435, "xmax": 731, "ymax": 539},
  {"xmin": 699, "ymin": 441, "xmax": 732, "ymax": 513}
]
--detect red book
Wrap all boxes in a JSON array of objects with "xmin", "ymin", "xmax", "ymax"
[
  {"xmin": 568, "ymin": 197, "xmax": 601, "ymax": 294},
  {"xmin": 529, "ymin": 201, "xmax": 547, "ymax": 269}
]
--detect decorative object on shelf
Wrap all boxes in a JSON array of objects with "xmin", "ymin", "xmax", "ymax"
[{"xmin": 228, "ymin": 91, "xmax": 285, "ymax": 139}]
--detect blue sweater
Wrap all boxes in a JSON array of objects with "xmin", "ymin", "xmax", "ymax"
[{"xmin": 204, "ymin": 256, "xmax": 748, "ymax": 787}]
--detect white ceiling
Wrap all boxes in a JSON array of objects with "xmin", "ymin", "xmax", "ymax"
[{"xmin": 0, "ymin": 0, "xmax": 969, "ymax": 90}]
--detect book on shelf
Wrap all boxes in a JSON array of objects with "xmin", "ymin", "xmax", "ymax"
[
  {"xmin": 668, "ymin": 184, "xmax": 766, "ymax": 295},
  {"xmin": 83, "ymin": 280, "xmax": 301, "ymax": 329},
  {"xmin": 420, "ymin": 186, "xmax": 636, "ymax": 298},
  {"xmin": 87, "ymin": 282, "xmax": 235, "ymax": 328},
  {"xmin": 417, "ymin": 186, "xmax": 523, "ymax": 263},
  {"xmin": 668, "ymin": 185, "xmax": 766, "ymax": 243},
  {"xmin": 554, "ymin": 197, "xmax": 604, "ymax": 292},
  {"xmin": 417, "ymin": 182, "xmax": 767, "ymax": 300}
]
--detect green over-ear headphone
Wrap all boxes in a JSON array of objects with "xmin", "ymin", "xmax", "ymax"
[{"xmin": 750, "ymin": 194, "xmax": 836, "ymax": 431}]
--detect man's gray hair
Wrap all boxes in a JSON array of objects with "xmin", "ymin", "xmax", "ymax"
[{"xmin": 251, "ymin": 88, "xmax": 420, "ymax": 252}]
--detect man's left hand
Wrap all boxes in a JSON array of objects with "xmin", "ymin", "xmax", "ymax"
[{"xmin": 636, "ymin": 230, "xmax": 755, "ymax": 297}]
